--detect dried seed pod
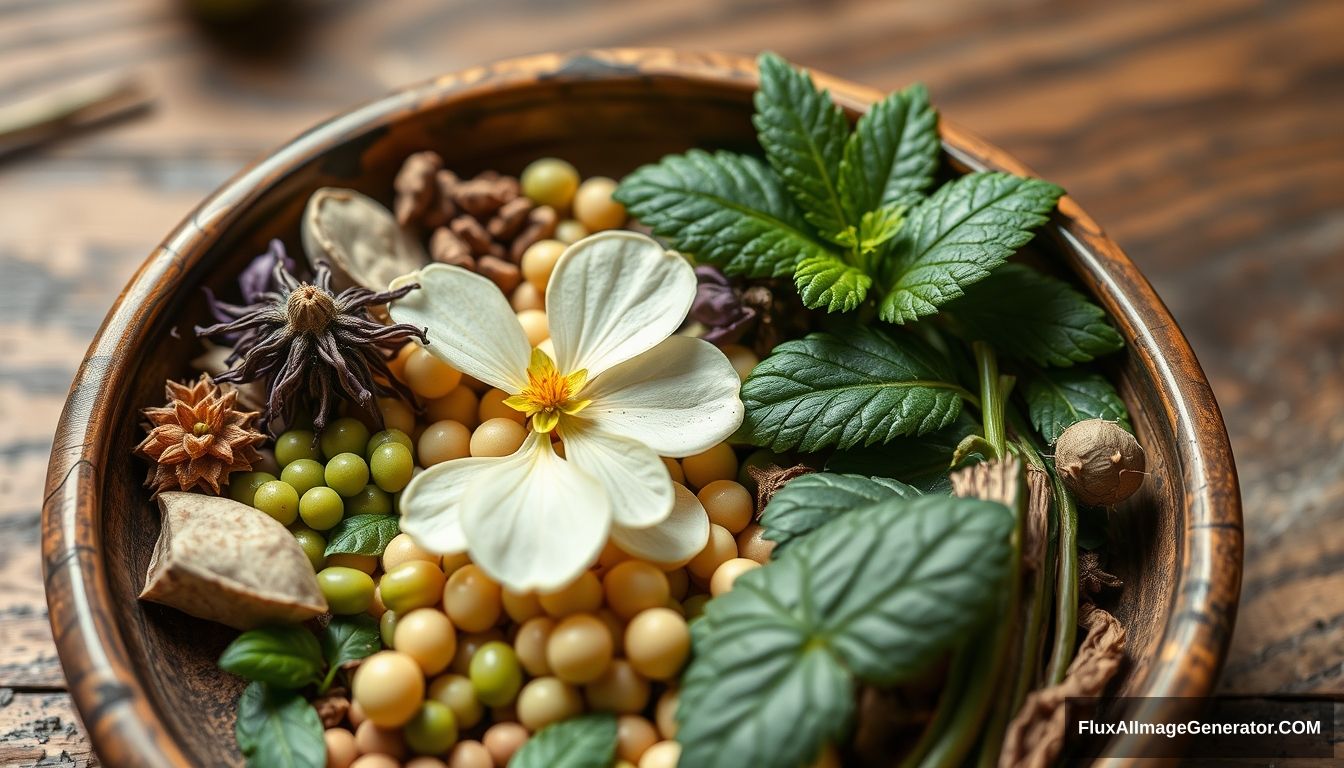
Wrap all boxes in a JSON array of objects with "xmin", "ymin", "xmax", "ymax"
[
  {"xmin": 450, "ymin": 215, "xmax": 493, "ymax": 254},
  {"xmin": 429, "ymin": 227, "xmax": 474, "ymax": 268},
  {"xmin": 139, "ymin": 492, "xmax": 327, "ymax": 629},
  {"xmin": 302, "ymin": 188, "xmax": 429, "ymax": 292},
  {"xmin": 477, "ymin": 256, "xmax": 522, "ymax": 294},
  {"xmin": 1054, "ymin": 419, "xmax": 1145, "ymax": 506},
  {"xmin": 509, "ymin": 205, "xmax": 559, "ymax": 262},
  {"xmin": 393, "ymin": 151, "xmax": 443, "ymax": 227}
]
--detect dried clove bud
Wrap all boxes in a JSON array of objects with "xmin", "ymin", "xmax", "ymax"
[
  {"xmin": 477, "ymin": 255, "xmax": 522, "ymax": 294},
  {"xmin": 393, "ymin": 151, "xmax": 443, "ymax": 227},
  {"xmin": 510, "ymin": 205, "xmax": 558, "ymax": 262}
]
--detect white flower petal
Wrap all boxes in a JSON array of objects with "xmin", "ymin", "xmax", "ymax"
[
  {"xmin": 561, "ymin": 422, "xmax": 674, "ymax": 529},
  {"xmin": 459, "ymin": 432, "xmax": 611, "ymax": 592},
  {"xmin": 547, "ymin": 232, "xmax": 696, "ymax": 378},
  {"xmin": 580, "ymin": 335, "xmax": 745, "ymax": 457},
  {"xmin": 610, "ymin": 483, "xmax": 711, "ymax": 566},
  {"xmin": 388, "ymin": 263, "xmax": 531, "ymax": 393},
  {"xmin": 396, "ymin": 457, "xmax": 501, "ymax": 554}
]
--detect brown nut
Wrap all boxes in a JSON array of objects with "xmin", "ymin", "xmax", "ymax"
[
  {"xmin": 453, "ymin": 178, "xmax": 511, "ymax": 220},
  {"xmin": 510, "ymin": 205, "xmax": 559, "ymax": 262},
  {"xmin": 450, "ymin": 215, "xmax": 493, "ymax": 255},
  {"xmin": 477, "ymin": 256, "xmax": 522, "ymax": 295},
  {"xmin": 393, "ymin": 151, "xmax": 443, "ymax": 227},
  {"xmin": 429, "ymin": 228, "xmax": 475, "ymax": 269},
  {"xmin": 488, "ymin": 196, "xmax": 535, "ymax": 241}
]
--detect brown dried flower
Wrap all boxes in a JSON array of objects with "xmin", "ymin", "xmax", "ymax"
[
  {"xmin": 198, "ymin": 259, "xmax": 427, "ymax": 434},
  {"xmin": 134, "ymin": 374, "xmax": 266, "ymax": 495}
]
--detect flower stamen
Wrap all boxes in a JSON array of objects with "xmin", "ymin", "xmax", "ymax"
[{"xmin": 504, "ymin": 348, "xmax": 591, "ymax": 433}]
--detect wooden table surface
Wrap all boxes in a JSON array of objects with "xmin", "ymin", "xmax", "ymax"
[{"xmin": 2, "ymin": 0, "xmax": 1342, "ymax": 763}]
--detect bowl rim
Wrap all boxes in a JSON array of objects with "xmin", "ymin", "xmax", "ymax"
[{"xmin": 42, "ymin": 48, "xmax": 1242, "ymax": 767}]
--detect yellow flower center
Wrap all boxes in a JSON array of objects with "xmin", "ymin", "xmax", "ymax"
[{"xmin": 503, "ymin": 349, "xmax": 592, "ymax": 433}]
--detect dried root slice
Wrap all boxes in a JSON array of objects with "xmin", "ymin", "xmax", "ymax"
[
  {"xmin": 1053, "ymin": 419, "xmax": 1145, "ymax": 507},
  {"xmin": 139, "ymin": 492, "xmax": 327, "ymax": 629},
  {"xmin": 302, "ymin": 187, "xmax": 428, "ymax": 292}
]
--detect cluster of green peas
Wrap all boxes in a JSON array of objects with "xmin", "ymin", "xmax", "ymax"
[{"xmin": 228, "ymin": 416, "xmax": 415, "ymax": 581}]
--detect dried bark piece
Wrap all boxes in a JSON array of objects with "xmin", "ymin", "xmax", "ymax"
[
  {"xmin": 393, "ymin": 150, "xmax": 443, "ymax": 227},
  {"xmin": 302, "ymin": 187, "xmax": 429, "ymax": 292},
  {"xmin": 140, "ymin": 492, "xmax": 327, "ymax": 629},
  {"xmin": 951, "ymin": 455, "xmax": 1022, "ymax": 508},
  {"xmin": 1024, "ymin": 466, "xmax": 1052, "ymax": 571},
  {"xmin": 999, "ymin": 604, "xmax": 1126, "ymax": 768},
  {"xmin": 477, "ymin": 255, "xmax": 522, "ymax": 294}
]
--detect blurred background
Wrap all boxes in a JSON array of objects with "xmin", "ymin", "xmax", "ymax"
[{"xmin": 1, "ymin": 0, "xmax": 1342, "ymax": 762}]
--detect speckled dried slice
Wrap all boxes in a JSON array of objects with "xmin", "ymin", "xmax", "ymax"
[
  {"xmin": 139, "ymin": 492, "xmax": 327, "ymax": 629},
  {"xmin": 302, "ymin": 187, "xmax": 429, "ymax": 291}
]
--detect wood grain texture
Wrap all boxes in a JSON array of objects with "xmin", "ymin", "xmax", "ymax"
[{"xmin": 1, "ymin": 0, "xmax": 1339, "ymax": 763}]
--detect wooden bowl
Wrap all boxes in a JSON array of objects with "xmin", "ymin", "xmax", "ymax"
[{"xmin": 43, "ymin": 49, "xmax": 1241, "ymax": 766}]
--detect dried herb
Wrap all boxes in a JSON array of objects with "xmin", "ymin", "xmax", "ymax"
[
  {"xmin": 134, "ymin": 374, "xmax": 265, "ymax": 495},
  {"xmin": 198, "ymin": 259, "xmax": 427, "ymax": 433}
]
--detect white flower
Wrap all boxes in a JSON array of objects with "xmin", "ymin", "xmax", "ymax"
[{"xmin": 388, "ymin": 231, "xmax": 744, "ymax": 591}]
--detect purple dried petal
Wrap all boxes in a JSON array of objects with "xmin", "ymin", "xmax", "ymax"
[
  {"xmin": 239, "ymin": 240, "xmax": 297, "ymax": 303},
  {"xmin": 700, "ymin": 309, "xmax": 758, "ymax": 345}
]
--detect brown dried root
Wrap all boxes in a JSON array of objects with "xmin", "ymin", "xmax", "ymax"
[
  {"xmin": 950, "ymin": 454, "xmax": 1022, "ymax": 507},
  {"xmin": 998, "ymin": 603, "xmax": 1126, "ymax": 768}
]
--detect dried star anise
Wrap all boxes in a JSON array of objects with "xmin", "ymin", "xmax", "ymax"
[
  {"xmin": 197, "ymin": 259, "xmax": 427, "ymax": 434},
  {"xmin": 134, "ymin": 374, "xmax": 266, "ymax": 495}
]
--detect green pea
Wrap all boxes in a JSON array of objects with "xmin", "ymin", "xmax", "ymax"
[
  {"xmin": 737, "ymin": 448, "xmax": 780, "ymax": 493},
  {"xmin": 403, "ymin": 700, "xmax": 458, "ymax": 755},
  {"xmin": 300, "ymin": 486, "xmax": 345, "ymax": 531},
  {"xmin": 521, "ymin": 158, "xmax": 580, "ymax": 209},
  {"xmin": 280, "ymin": 458, "xmax": 326, "ymax": 497},
  {"xmin": 367, "ymin": 428, "xmax": 415, "ymax": 459},
  {"xmin": 325, "ymin": 453, "xmax": 370, "ymax": 497},
  {"xmin": 227, "ymin": 471, "xmax": 276, "ymax": 506},
  {"xmin": 253, "ymin": 480, "xmax": 299, "ymax": 526},
  {"xmin": 380, "ymin": 560, "xmax": 446, "ymax": 613},
  {"xmin": 321, "ymin": 417, "xmax": 371, "ymax": 460},
  {"xmin": 469, "ymin": 641, "xmax": 522, "ymax": 707},
  {"xmin": 346, "ymin": 484, "xmax": 393, "ymax": 516},
  {"xmin": 370, "ymin": 442, "xmax": 414, "ymax": 493},
  {"xmin": 274, "ymin": 430, "xmax": 319, "ymax": 467},
  {"xmin": 380, "ymin": 610, "xmax": 398, "ymax": 648},
  {"xmin": 317, "ymin": 566, "xmax": 375, "ymax": 614},
  {"xmin": 292, "ymin": 527, "xmax": 327, "ymax": 571}
]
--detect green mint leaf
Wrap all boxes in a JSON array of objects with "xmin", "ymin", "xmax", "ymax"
[
  {"xmin": 679, "ymin": 495, "xmax": 1013, "ymax": 767},
  {"xmin": 858, "ymin": 204, "xmax": 906, "ymax": 254},
  {"xmin": 614, "ymin": 149, "xmax": 832, "ymax": 278},
  {"xmin": 878, "ymin": 172, "xmax": 1064, "ymax": 324},
  {"xmin": 219, "ymin": 626, "xmax": 324, "ymax": 689},
  {"xmin": 738, "ymin": 325, "xmax": 966, "ymax": 452},
  {"xmin": 320, "ymin": 615, "xmax": 381, "ymax": 671},
  {"xmin": 235, "ymin": 682, "xmax": 325, "ymax": 768},
  {"xmin": 677, "ymin": 608, "xmax": 853, "ymax": 768},
  {"xmin": 826, "ymin": 412, "xmax": 979, "ymax": 493},
  {"xmin": 945, "ymin": 263, "xmax": 1123, "ymax": 366},
  {"xmin": 760, "ymin": 473, "xmax": 919, "ymax": 551},
  {"xmin": 1023, "ymin": 368, "xmax": 1131, "ymax": 444},
  {"xmin": 793, "ymin": 254, "xmax": 872, "ymax": 312},
  {"xmin": 839, "ymin": 82, "xmax": 940, "ymax": 215},
  {"xmin": 510, "ymin": 713, "xmax": 618, "ymax": 768},
  {"xmin": 323, "ymin": 514, "xmax": 400, "ymax": 557},
  {"xmin": 753, "ymin": 52, "xmax": 852, "ymax": 240}
]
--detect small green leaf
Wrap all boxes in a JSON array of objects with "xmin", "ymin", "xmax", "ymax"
[
  {"xmin": 793, "ymin": 254, "xmax": 872, "ymax": 312},
  {"xmin": 945, "ymin": 264, "xmax": 1123, "ymax": 366},
  {"xmin": 219, "ymin": 626, "xmax": 324, "ymax": 689},
  {"xmin": 614, "ymin": 149, "xmax": 833, "ymax": 278},
  {"xmin": 1023, "ymin": 368, "xmax": 1131, "ymax": 444},
  {"xmin": 826, "ymin": 412, "xmax": 980, "ymax": 493},
  {"xmin": 323, "ymin": 514, "xmax": 401, "ymax": 557},
  {"xmin": 679, "ymin": 495, "xmax": 1014, "ymax": 768},
  {"xmin": 878, "ymin": 172, "xmax": 1064, "ymax": 324},
  {"xmin": 839, "ymin": 82, "xmax": 940, "ymax": 216},
  {"xmin": 760, "ymin": 473, "xmax": 919, "ymax": 551},
  {"xmin": 320, "ymin": 615, "xmax": 381, "ymax": 671},
  {"xmin": 510, "ymin": 713, "xmax": 618, "ymax": 768},
  {"xmin": 235, "ymin": 682, "xmax": 326, "ymax": 768},
  {"xmin": 754, "ymin": 52, "xmax": 852, "ymax": 241},
  {"xmin": 738, "ymin": 325, "xmax": 966, "ymax": 452},
  {"xmin": 857, "ymin": 204, "xmax": 906, "ymax": 254}
]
